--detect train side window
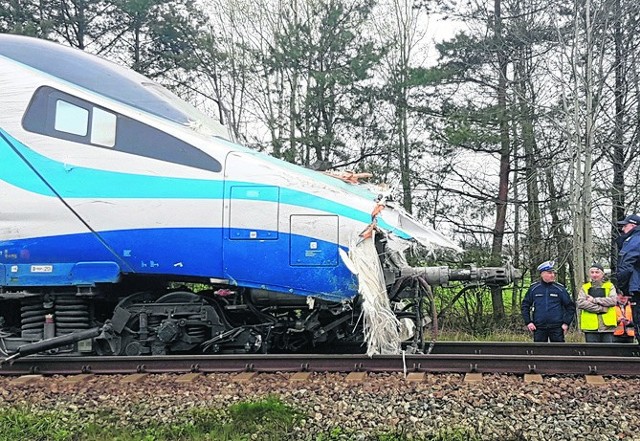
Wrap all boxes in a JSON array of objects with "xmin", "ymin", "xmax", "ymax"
[
  {"xmin": 54, "ymin": 100, "xmax": 88, "ymax": 136},
  {"xmin": 23, "ymin": 86, "xmax": 222, "ymax": 172},
  {"xmin": 91, "ymin": 108, "xmax": 116, "ymax": 147}
]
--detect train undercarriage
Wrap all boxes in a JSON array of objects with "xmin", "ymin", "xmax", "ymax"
[
  {"xmin": 0, "ymin": 263, "xmax": 519, "ymax": 363},
  {"xmin": 0, "ymin": 284, "xmax": 368, "ymax": 360}
]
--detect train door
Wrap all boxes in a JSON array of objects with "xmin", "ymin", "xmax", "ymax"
[{"xmin": 222, "ymin": 152, "xmax": 286, "ymax": 289}]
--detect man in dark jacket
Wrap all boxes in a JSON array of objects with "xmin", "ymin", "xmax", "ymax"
[
  {"xmin": 522, "ymin": 260, "xmax": 576, "ymax": 342},
  {"xmin": 615, "ymin": 214, "xmax": 640, "ymax": 342}
]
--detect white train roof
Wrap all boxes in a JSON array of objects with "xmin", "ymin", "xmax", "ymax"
[{"xmin": 0, "ymin": 34, "xmax": 229, "ymax": 140}]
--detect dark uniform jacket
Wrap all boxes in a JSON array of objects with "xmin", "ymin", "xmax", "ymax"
[
  {"xmin": 521, "ymin": 281, "xmax": 575, "ymax": 329},
  {"xmin": 617, "ymin": 227, "xmax": 640, "ymax": 295}
]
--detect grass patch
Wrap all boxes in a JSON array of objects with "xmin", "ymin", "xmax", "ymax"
[
  {"xmin": 192, "ymin": 395, "xmax": 301, "ymax": 440},
  {"xmin": 0, "ymin": 395, "xmax": 300, "ymax": 441},
  {"xmin": 0, "ymin": 407, "xmax": 80, "ymax": 441},
  {"xmin": 433, "ymin": 329, "xmax": 584, "ymax": 343}
]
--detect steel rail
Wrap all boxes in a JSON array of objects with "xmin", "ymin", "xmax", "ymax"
[
  {"xmin": 337, "ymin": 341, "xmax": 640, "ymax": 357},
  {"xmin": 2, "ymin": 352, "xmax": 640, "ymax": 376},
  {"xmin": 426, "ymin": 341, "xmax": 640, "ymax": 357}
]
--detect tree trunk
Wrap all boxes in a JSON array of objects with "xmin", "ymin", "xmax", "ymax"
[
  {"xmin": 490, "ymin": 0, "xmax": 509, "ymax": 320},
  {"xmin": 545, "ymin": 167, "xmax": 573, "ymax": 292},
  {"xmin": 611, "ymin": 0, "xmax": 626, "ymax": 269},
  {"xmin": 514, "ymin": 50, "xmax": 543, "ymax": 274}
]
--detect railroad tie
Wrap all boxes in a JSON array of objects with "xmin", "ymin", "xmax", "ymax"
[
  {"xmin": 524, "ymin": 374, "xmax": 543, "ymax": 383},
  {"xmin": 233, "ymin": 372, "xmax": 258, "ymax": 382},
  {"xmin": 120, "ymin": 373, "xmax": 149, "ymax": 384},
  {"xmin": 290, "ymin": 372, "xmax": 312, "ymax": 382},
  {"xmin": 63, "ymin": 374, "xmax": 94, "ymax": 385},
  {"xmin": 345, "ymin": 372, "xmax": 367, "ymax": 382},
  {"xmin": 10, "ymin": 374, "xmax": 43, "ymax": 385},
  {"xmin": 463, "ymin": 373, "xmax": 483, "ymax": 383},
  {"xmin": 175, "ymin": 373, "xmax": 202, "ymax": 384},
  {"xmin": 585, "ymin": 375, "xmax": 606, "ymax": 385},
  {"xmin": 405, "ymin": 372, "xmax": 425, "ymax": 382}
]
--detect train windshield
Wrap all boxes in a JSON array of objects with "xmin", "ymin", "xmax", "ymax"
[{"xmin": 0, "ymin": 34, "xmax": 230, "ymax": 140}]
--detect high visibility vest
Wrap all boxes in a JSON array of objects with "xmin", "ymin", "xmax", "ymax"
[
  {"xmin": 614, "ymin": 303, "xmax": 635, "ymax": 337},
  {"xmin": 580, "ymin": 281, "xmax": 617, "ymax": 331}
]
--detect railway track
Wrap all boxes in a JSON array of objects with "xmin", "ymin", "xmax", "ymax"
[
  {"xmin": 2, "ymin": 342, "xmax": 640, "ymax": 376},
  {"xmin": 426, "ymin": 341, "xmax": 640, "ymax": 356}
]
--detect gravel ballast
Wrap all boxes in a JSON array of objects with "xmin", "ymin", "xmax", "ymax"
[{"xmin": 1, "ymin": 372, "xmax": 639, "ymax": 440}]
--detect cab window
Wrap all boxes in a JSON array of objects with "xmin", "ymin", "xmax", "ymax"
[
  {"xmin": 91, "ymin": 107, "xmax": 117, "ymax": 147},
  {"xmin": 54, "ymin": 100, "xmax": 89, "ymax": 136},
  {"xmin": 22, "ymin": 86, "xmax": 221, "ymax": 172}
]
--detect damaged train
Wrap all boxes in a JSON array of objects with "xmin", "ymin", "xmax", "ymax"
[{"xmin": 0, "ymin": 34, "xmax": 518, "ymax": 361}]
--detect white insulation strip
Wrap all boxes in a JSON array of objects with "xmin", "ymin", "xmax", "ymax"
[{"xmin": 344, "ymin": 231, "xmax": 401, "ymax": 356}]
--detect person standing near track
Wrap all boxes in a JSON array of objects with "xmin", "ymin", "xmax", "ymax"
[
  {"xmin": 576, "ymin": 263, "xmax": 617, "ymax": 343},
  {"xmin": 613, "ymin": 290, "xmax": 635, "ymax": 343},
  {"xmin": 522, "ymin": 260, "xmax": 576, "ymax": 342},
  {"xmin": 615, "ymin": 214, "xmax": 640, "ymax": 343}
]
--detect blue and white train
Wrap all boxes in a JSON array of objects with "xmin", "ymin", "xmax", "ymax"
[{"xmin": 0, "ymin": 34, "xmax": 516, "ymax": 358}]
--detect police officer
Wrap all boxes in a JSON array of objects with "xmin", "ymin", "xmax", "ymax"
[
  {"xmin": 522, "ymin": 260, "xmax": 576, "ymax": 342},
  {"xmin": 615, "ymin": 213, "xmax": 640, "ymax": 342}
]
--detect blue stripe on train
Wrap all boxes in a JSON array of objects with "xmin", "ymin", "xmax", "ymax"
[
  {"xmin": 0, "ymin": 227, "xmax": 357, "ymax": 301},
  {"xmin": 0, "ymin": 129, "xmax": 411, "ymax": 240}
]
